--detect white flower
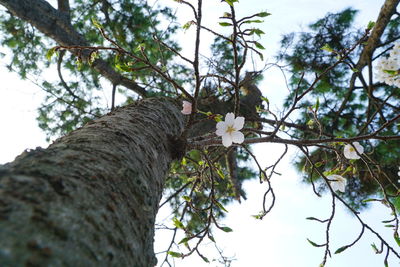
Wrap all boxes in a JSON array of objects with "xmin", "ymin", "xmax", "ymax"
[
  {"xmin": 375, "ymin": 41, "xmax": 400, "ymax": 87},
  {"xmin": 397, "ymin": 166, "xmax": 400, "ymax": 177},
  {"xmin": 216, "ymin": 112, "xmax": 245, "ymax": 147},
  {"xmin": 181, "ymin": 100, "xmax": 192, "ymax": 115},
  {"xmin": 343, "ymin": 142, "xmax": 364, "ymax": 160},
  {"xmin": 328, "ymin": 174, "xmax": 347, "ymax": 193}
]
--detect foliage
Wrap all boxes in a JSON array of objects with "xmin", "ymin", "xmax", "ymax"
[
  {"xmin": 278, "ymin": 8, "xmax": 400, "ymax": 211},
  {"xmin": 1, "ymin": 0, "xmax": 400, "ymax": 266}
]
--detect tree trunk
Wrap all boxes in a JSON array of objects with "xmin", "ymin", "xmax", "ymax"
[{"xmin": 0, "ymin": 98, "xmax": 184, "ymax": 266}]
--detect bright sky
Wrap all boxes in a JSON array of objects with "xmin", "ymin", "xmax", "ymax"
[{"xmin": 0, "ymin": 0, "xmax": 398, "ymax": 267}]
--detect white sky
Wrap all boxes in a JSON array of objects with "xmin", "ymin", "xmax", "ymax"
[{"xmin": 0, "ymin": 0, "xmax": 398, "ymax": 266}]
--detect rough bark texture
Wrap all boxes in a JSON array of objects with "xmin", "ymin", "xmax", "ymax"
[
  {"xmin": 0, "ymin": 98, "xmax": 184, "ymax": 266},
  {"xmin": 0, "ymin": 0, "xmax": 147, "ymax": 97},
  {"xmin": 355, "ymin": 0, "xmax": 400, "ymax": 70}
]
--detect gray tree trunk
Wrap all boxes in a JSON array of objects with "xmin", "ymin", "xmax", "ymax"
[{"xmin": 0, "ymin": 98, "xmax": 184, "ymax": 266}]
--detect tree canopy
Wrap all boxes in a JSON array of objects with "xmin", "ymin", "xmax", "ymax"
[{"xmin": 0, "ymin": 0, "xmax": 400, "ymax": 266}]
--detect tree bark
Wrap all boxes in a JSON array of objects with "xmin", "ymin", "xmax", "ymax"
[{"xmin": 0, "ymin": 98, "xmax": 184, "ymax": 266}]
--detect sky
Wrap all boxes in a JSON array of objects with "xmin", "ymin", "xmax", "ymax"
[{"xmin": 0, "ymin": 0, "xmax": 398, "ymax": 267}]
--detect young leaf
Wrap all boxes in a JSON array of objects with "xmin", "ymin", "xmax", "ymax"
[
  {"xmin": 367, "ymin": 21, "xmax": 376, "ymax": 30},
  {"xmin": 224, "ymin": 0, "xmax": 238, "ymax": 7},
  {"xmin": 254, "ymin": 41, "xmax": 265, "ymax": 50},
  {"xmin": 46, "ymin": 47, "xmax": 57, "ymax": 61},
  {"xmin": 321, "ymin": 44, "xmax": 334, "ymax": 53},
  {"xmin": 178, "ymin": 237, "xmax": 190, "ymax": 244},
  {"xmin": 219, "ymin": 22, "xmax": 232, "ymax": 27},
  {"xmin": 200, "ymin": 254, "xmax": 210, "ymax": 263},
  {"xmin": 371, "ymin": 243, "xmax": 378, "ymax": 253},
  {"xmin": 307, "ymin": 238, "xmax": 323, "ymax": 247},
  {"xmin": 183, "ymin": 21, "xmax": 194, "ymax": 30},
  {"xmin": 209, "ymin": 235, "xmax": 216, "ymax": 242},
  {"xmin": 221, "ymin": 226, "xmax": 233, "ymax": 232},
  {"xmin": 216, "ymin": 168, "xmax": 225, "ymax": 179},
  {"xmin": 167, "ymin": 251, "xmax": 182, "ymax": 258},
  {"xmin": 394, "ymin": 234, "xmax": 400, "ymax": 247},
  {"xmin": 182, "ymin": 195, "xmax": 191, "ymax": 202},
  {"xmin": 91, "ymin": 18, "xmax": 102, "ymax": 29},
  {"xmin": 243, "ymin": 19, "xmax": 264, "ymax": 24},
  {"xmin": 257, "ymin": 12, "xmax": 271, "ymax": 17},
  {"xmin": 215, "ymin": 200, "xmax": 228, "ymax": 213},
  {"xmin": 334, "ymin": 245, "xmax": 350, "ymax": 254},
  {"xmin": 172, "ymin": 217, "xmax": 185, "ymax": 229}
]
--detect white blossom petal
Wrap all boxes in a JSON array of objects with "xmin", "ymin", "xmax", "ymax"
[
  {"xmin": 343, "ymin": 142, "xmax": 364, "ymax": 160},
  {"xmin": 216, "ymin": 112, "xmax": 246, "ymax": 147},
  {"xmin": 231, "ymin": 131, "xmax": 244, "ymax": 144},
  {"xmin": 216, "ymin": 121, "xmax": 228, "ymax": 132},
  {"xmin": 222, "ymin": 134, "xmax": 233, "ymax": 147},
  {"xmin": 233, "ymin": 116, "xmax": 245, "ymax": 130},
  {"xmin": 353, "ymin": 142, "xmax": 364, "ymax": 154},
  {"xmin": 328, "ymin": 175, "xmax": 347, "ymax": 193},
  {"xmin": 225, "ymin": 112, "xmax": 235, "ymax": 125},
  {"xmin": 216, "ymin": 127, "xmax": 227, "ymax": 136}
]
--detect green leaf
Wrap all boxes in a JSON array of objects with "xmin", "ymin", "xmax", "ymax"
[
  {"xmin": 371, "ymin": 243, "xmax": 378, "ymax": 253},
  {"xmin": 257, "ymin": 12, "xmax": 271, "ymax": 17},
  {"xmin": 219, "ymin": 22, "xmax": 232, "ymax": 27},
  {"xmin": 250, "ymin": 28, "xmax": 265, "ymax": 37},
  {"xmin": 214, "ymin": 114, "xmax": 223, "ymax": 122},
  {"xmin": 243, "ymin": 19, "xmax": 264, "ymax": 24},
  {"xmin": 321, "ymin": 44, "xmax": 334, "ymax": 53},
  {"xmin": 115, "ymin": 63, "xmax": 132, "ymax": 72},
  {"xmin": 134, "ymin": 43, "xmax": 146, "ymax": 52},
  {"xmin": 216, "ymin": 168, "xmax": 225, "ymax": 179},
  {"xmin": 221, "ymin": 226, "xmax": 233, "ymax": 232},
  {"xmin": 261, "ymin": 96, "xmax": 269, "ymax": 103},
  {"xmin": 183, "ymin": 21, "xmax": 194, "ymax": 30},
  {"xmin": 76, "ymin": 58, "xmax": 83, "ymax": 71},
  {"xmin": 254, "ymin": 41, "xmax": 265, "ymax": 50},
  {"xmin": 314, "ymin": 97, "xmax": 320, "ymax": 111},
  {"xmin": 384, "ymin": 259, "xmax": 389, "ymax": 267},
  {"xmin": 46, "ymin": 47, "xmax": 57, "ymax": 61},
  {"xmin": 314, "ymin": 161, "xmax": 324, "ymax": 168},
  {"xmin": 334, "ymin": 245, "xmax": 350, "ymax": 254},
  {"xmin": 181, "ymin": 157, "xmax": 187, "ymax": 166},
  {"xmin": 172, "ymin": 217, "xmax": 185, "ymax": 229},
  {"xmin": 383, "ymin": 69, "xmax": 399, "ymax": 76},
  {"xmin": 394, "ymin": 234, "xmax": 400, "ymax": 247},
  {"xmin": 215, "ymin": 201, "xmax": 228, "ymax": 213},
  {"xmin": 362, "ymin": 198, "xmax": 378, "ymax": 203},
  {"xmin": 367, "ymin": 21, "xmax": 375, "ymax": 30},
  {"xmin": 252, "ymin": 211, "xmax": 266, "ymax": 219},
  {"xmin": 209, "ymin": 235, "xmax": 216, "ymax": 242},
  {"xmin": 200, "ymin": 254, "xmax": 210, "ymax": 263},
  {"xmin": 224, "ymin": 0, "xmax": 238, "ymax": 6},
  {"xmin": 167, "ymin": 251, "xmax": 182, "ymax": 258},
  {"xmin": 182, "ymin": 195, "xmax": 191, "ymax": 202},
  {"xmin": 307, "ymin": 238, "xmax": 322, "ymax": 247},
  {"xmin": 91, "ymin": 18, "xmax": 102, "ymax": 29},
  {"xmin": 89, "ymin": 51, "xmax": 98, "ymax": 65},
  {"xmin": 178, "ymin": 237, "xmax": 190, "ymax": 244}
]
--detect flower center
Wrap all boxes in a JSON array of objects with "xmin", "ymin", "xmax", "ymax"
[
  {"xmin": 349, "ymin": 147, "xmax": 355, "ymax": 152},
  {"xmin": 226, "ymin": 125, "xmax": 236, "ymax": 134}
]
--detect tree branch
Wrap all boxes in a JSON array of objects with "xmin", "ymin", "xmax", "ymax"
[
  {"xmin": 0, "ymin": 0, "xmax": 147, "ymax": 97},
  {"xmin": 355, "ymin": 0, "xmax": 400, "ymax": 70}
]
